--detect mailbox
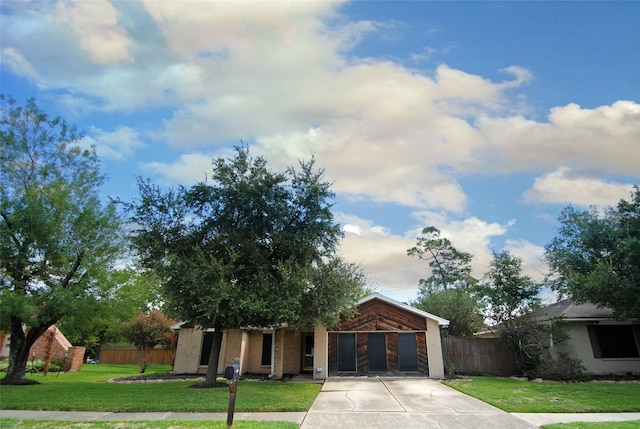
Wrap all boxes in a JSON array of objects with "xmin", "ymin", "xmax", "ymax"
[
  {"xmin": 224, "ymin": 362, "xmax": 240, "ymax": 428},
  {"xmin": 224, "ymin": 364, "xmax": 240, "ymax": 382}
]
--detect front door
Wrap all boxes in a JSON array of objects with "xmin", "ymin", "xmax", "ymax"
[{"xmin": 302, "ymin": 332, "xmax": 314, "ymax": 372}]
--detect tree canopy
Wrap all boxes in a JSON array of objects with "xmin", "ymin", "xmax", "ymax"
[
  {"xmin": 407, "ymin": 226, "xmax": 475, "ymax": 292},
  {"xmin": 57, "ymin": 268, "xmax": 161, "ymax": 357},
  {"xmin": 121, "ymin": 310, "xmax": 176, "ymax": 373},
  {"xmin": 545, "ymin": 186, "xmax": 640, "ymax": 319},
  {"xmin": 0, "ymin": 96, "xmax": 123, "ymax": 384},
  {"xmin": 478, "ymin": 250, "xmax": 544, "ymax": 375},
  {"xmin": 125, "ymin": 146, "xmax": 366, "ymax": 385},
  {"xmin": 480, "ymin": 250, "xmax": 541, "ymax": 328},
  {"xmin": 408, "ymin": 226, "xmax": 483, "ymax": 336}
]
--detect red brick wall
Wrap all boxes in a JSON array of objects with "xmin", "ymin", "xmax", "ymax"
[
  {"xmin": 28, "ymin": 325, "xmax": 81, "ymax": 371},
  {"xmin": 63, "ymin": 346, "xmax": 85, "ymax": 372}
]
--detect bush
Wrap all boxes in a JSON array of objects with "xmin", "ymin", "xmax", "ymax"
[
  {"xmin": 532, "ymin": 353, "xmax": 589, "ymax": 381},
  {"xmin": 26, "ymin": 359, "xmax": 61, "ymax": 373}
]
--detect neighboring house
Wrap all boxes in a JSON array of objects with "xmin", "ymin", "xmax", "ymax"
[
  {"xmin": 542, "ymin": 299, "xmax": 640, "ymax": 376},
  {"xmin": 173, "ymin": 293, "xmax": 450, "ymax": 379},
  {"xmin": 0, "ymin": 325, "xmax": 86, "ymax": 371},
  {"xmin": 476, "ymin": 299, "xmax": 640, "ymax": 377}
]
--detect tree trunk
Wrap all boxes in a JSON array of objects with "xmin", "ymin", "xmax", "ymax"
[
  {"xmin": 1, "ymin": 317, "xmax": 54, "ymax": 385},
  {"xmin": 203, "ymin": 326, "xmax": 224, "ymax": 387}
]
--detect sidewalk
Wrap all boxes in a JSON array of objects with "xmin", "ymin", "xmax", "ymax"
[
  {"xmin": 2, "ymin": 408, "xmax": 640, "ymax": 428},
  {"xmin": 513, "ymin": 412, "xmax": 640, "ymax": 426}
]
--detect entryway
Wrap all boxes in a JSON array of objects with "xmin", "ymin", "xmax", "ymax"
[{"xmin": 302, "ymin": 332, "xmax": 314, "ymax": 372}]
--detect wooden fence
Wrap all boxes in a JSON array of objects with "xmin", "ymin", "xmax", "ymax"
[
  {"xmin": 441, "ymin": 336, "xmax": 520, "ymax": 376},
  {"xmin": 99, "ymin": 347, "xmax": 176, "ymax": 366}
]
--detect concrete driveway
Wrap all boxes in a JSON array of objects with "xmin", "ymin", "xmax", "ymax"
[{"xmin": 301, "ymin": 378, "xmax": 536, "ymax": 429}]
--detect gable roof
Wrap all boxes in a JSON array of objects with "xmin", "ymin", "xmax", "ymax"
[
  {"xmin": 358, "ymin": 293, "xmax": 450, "ymax": 326},
  {"xmin": 542, "ymin": 298, "xmax": 618, "ymax": 321}
]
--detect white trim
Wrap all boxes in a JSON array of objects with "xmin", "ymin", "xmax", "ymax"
[{"xmin": 269, "ymin": 327, "xmax": 276, "ymax": 378}]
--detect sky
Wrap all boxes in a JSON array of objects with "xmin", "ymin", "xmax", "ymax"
[{"xmin": 2, "ymin": 1, "xmax": 639, "ymax": 304}]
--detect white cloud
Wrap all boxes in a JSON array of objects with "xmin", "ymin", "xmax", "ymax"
[
  {"xmin": 3, "ymin": 1, "xmax": 637, "ymax": 255},
  {"xmin": 338, "ymin": 216, "xmax": 423, "ymax": 302},
  {"xmin": 0, "ymin": 47, "xmax": 45, "ymax": 88},
  {"xmin": 139, "ymin": 152, "xmax": 214, "ymax": 186},
  {"xmin": 56, "ymin": 0, "xmax": 132, "ymax": 65},
  {"xmin": 523, "ymin": 167, "xmax": 635, "ymax": 207},
  {"xmin": 337, "ymin": 210, "xmax": 529, "ymax": 303},
  {"xmin": 476, "ymin": 101, "xmax": 640, "ymax": 176},
  {"xmin": 504, "ymin": 238, "xmax": 547, "ymax": 282},
  {"xmin": 82, "ymin": 126, "xmax": 145, "ymax": 161},
  {"xmin": 409, "ymin": 210, "xmax": 510, "ymax": 278}
]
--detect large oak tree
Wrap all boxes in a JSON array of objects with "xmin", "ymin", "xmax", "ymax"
[
  {"xmin": 545, "ymin": 186, "xmax": 640, "ymax": 319},
  {"xmin": 125, "ymin": 147, "xmax": 366, "ymax": 386},
  {"xmin": 0, "ymin": 97, "xmax": 122, "ymax": 384}
]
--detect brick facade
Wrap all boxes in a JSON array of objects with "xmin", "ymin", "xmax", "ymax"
[{"xmin": 23, "ymin": 325, "xmax": 84, "ymax": 372}]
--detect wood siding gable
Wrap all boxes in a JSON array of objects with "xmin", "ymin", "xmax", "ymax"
[{"xmin": 337, "ymin": 299, "xmax": 428, "ymax": 332}]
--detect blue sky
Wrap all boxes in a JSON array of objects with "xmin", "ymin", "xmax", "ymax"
[{"xmin": 2, "ymin": 1, "xmax": 639, "ymax": 303}]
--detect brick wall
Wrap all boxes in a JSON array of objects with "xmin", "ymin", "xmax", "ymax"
[
  {"xmin": 29, "ymin": 325, "xmax": 73, "ymax": 362},
  {"xmin": 63, "ymin": 346, "xmax": 86, "ymax": 372},
  {"xmin": 13, "ymin": 325, "xmax": 85, "ymax": 372}
]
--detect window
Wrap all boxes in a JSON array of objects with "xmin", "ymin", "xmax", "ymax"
[
  {"xmin": 587, "ymin": 325, "xmax": 640, "ymax": 359},
  {"xmin": 200, "ymin": 331, "xmax": 215, "ymax": 366},
  {"xmin": 261, "ymin": 333, "xmax": 273, "ymax": 366}
]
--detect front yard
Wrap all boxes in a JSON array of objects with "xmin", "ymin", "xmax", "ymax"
[
  {"xmin": 0, "ymin": 364, "xmax": 320, "ymax": 413},
  {"xmin": 443, "ymin": 377, "xmax": 640, "ymax": 413},
  {"xmin": 3, "ymin": 368, "xmax": 640, "ymax": 428}
]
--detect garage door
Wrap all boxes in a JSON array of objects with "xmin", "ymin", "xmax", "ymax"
[
  {"xmin": 398, "ymin": 332, "xmax": 418, "ymax": 371},
  {"xmin": 368, "ymin": 332, "xmax": 387, "ymax": 371},
  {"xmin": 337, "ymin": 333, "xmax": 356, "ymax": 372}
]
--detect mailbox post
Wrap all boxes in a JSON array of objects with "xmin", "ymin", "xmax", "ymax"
[{"xmin": 224, "ymin": 361, "xmax": 240, "ymax": 428}]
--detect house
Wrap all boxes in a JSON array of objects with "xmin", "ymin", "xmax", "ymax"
[
  {"xmin": 542, "ymin": 299, "xmax": 640, "ymax": 376},
  {"xmin": 173, "ymin": 293, "xmax": 450, "ymax": 379},
  {"xmin": 0, "ymin": 325, "xmax": 86, "ymax": 372},
  {"xmin": 475, "ymin": 299, "xmax": 640, "ymax": 377}
]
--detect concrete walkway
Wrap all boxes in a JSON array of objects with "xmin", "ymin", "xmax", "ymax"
[{"xmin": 2, "ymin": 378, "xmax": 640, "ymax": 428}]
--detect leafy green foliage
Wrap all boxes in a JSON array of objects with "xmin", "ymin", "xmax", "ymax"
[
  {"xmin": 408, "ymin": 226, "xmax": 483, "ymax": 336},
  {"xmin": 413, "ymin": 288, "xmax": 484, "ymax": 337},
  {"xmin": 0, "ymin": 96, "xmax": 123, "ymax": 384},
  {"xmin": 478, "ymin": 252, "xmax": 585, "ymax": 380},
  {"xmin": 58, "ymin": 268, "xmax": 162, "ymax": 358},
  {"xmin": 545, "ymin": 186, "xmax": 640, "ymax": 318},
  {"xmin": 479, "ymin": 251, "xmax": 545, "ymax": 375},
  {"xmin": 124, "ymin": 146, "xmax": 367, "ymax": 384},
  {"xmin": 121, "ymin": 311, "xmax": 177, "ymax": 373},
  {"xmin": 408, "ymin": 226, "xmax": 476, "ymax": 292},
  {"xmin": 480, "ymin": 251, "xmax": 541, "ymax": 326}
]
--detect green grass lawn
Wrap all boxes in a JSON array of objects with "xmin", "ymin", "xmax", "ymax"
[
  {"xmin": 0, "ymin": 419, "xmax": 298, "ymax": 429},
  {"xmin": 543, "ymin": 422, "xmax": 640, "ymax": 429},
  {"xmin": 443, "ymin": 377, "xmax": 640, "ymax": 413},
  {"xmin": 0, "ymin": 364, "xmax": 321, "ymax": 413}
]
